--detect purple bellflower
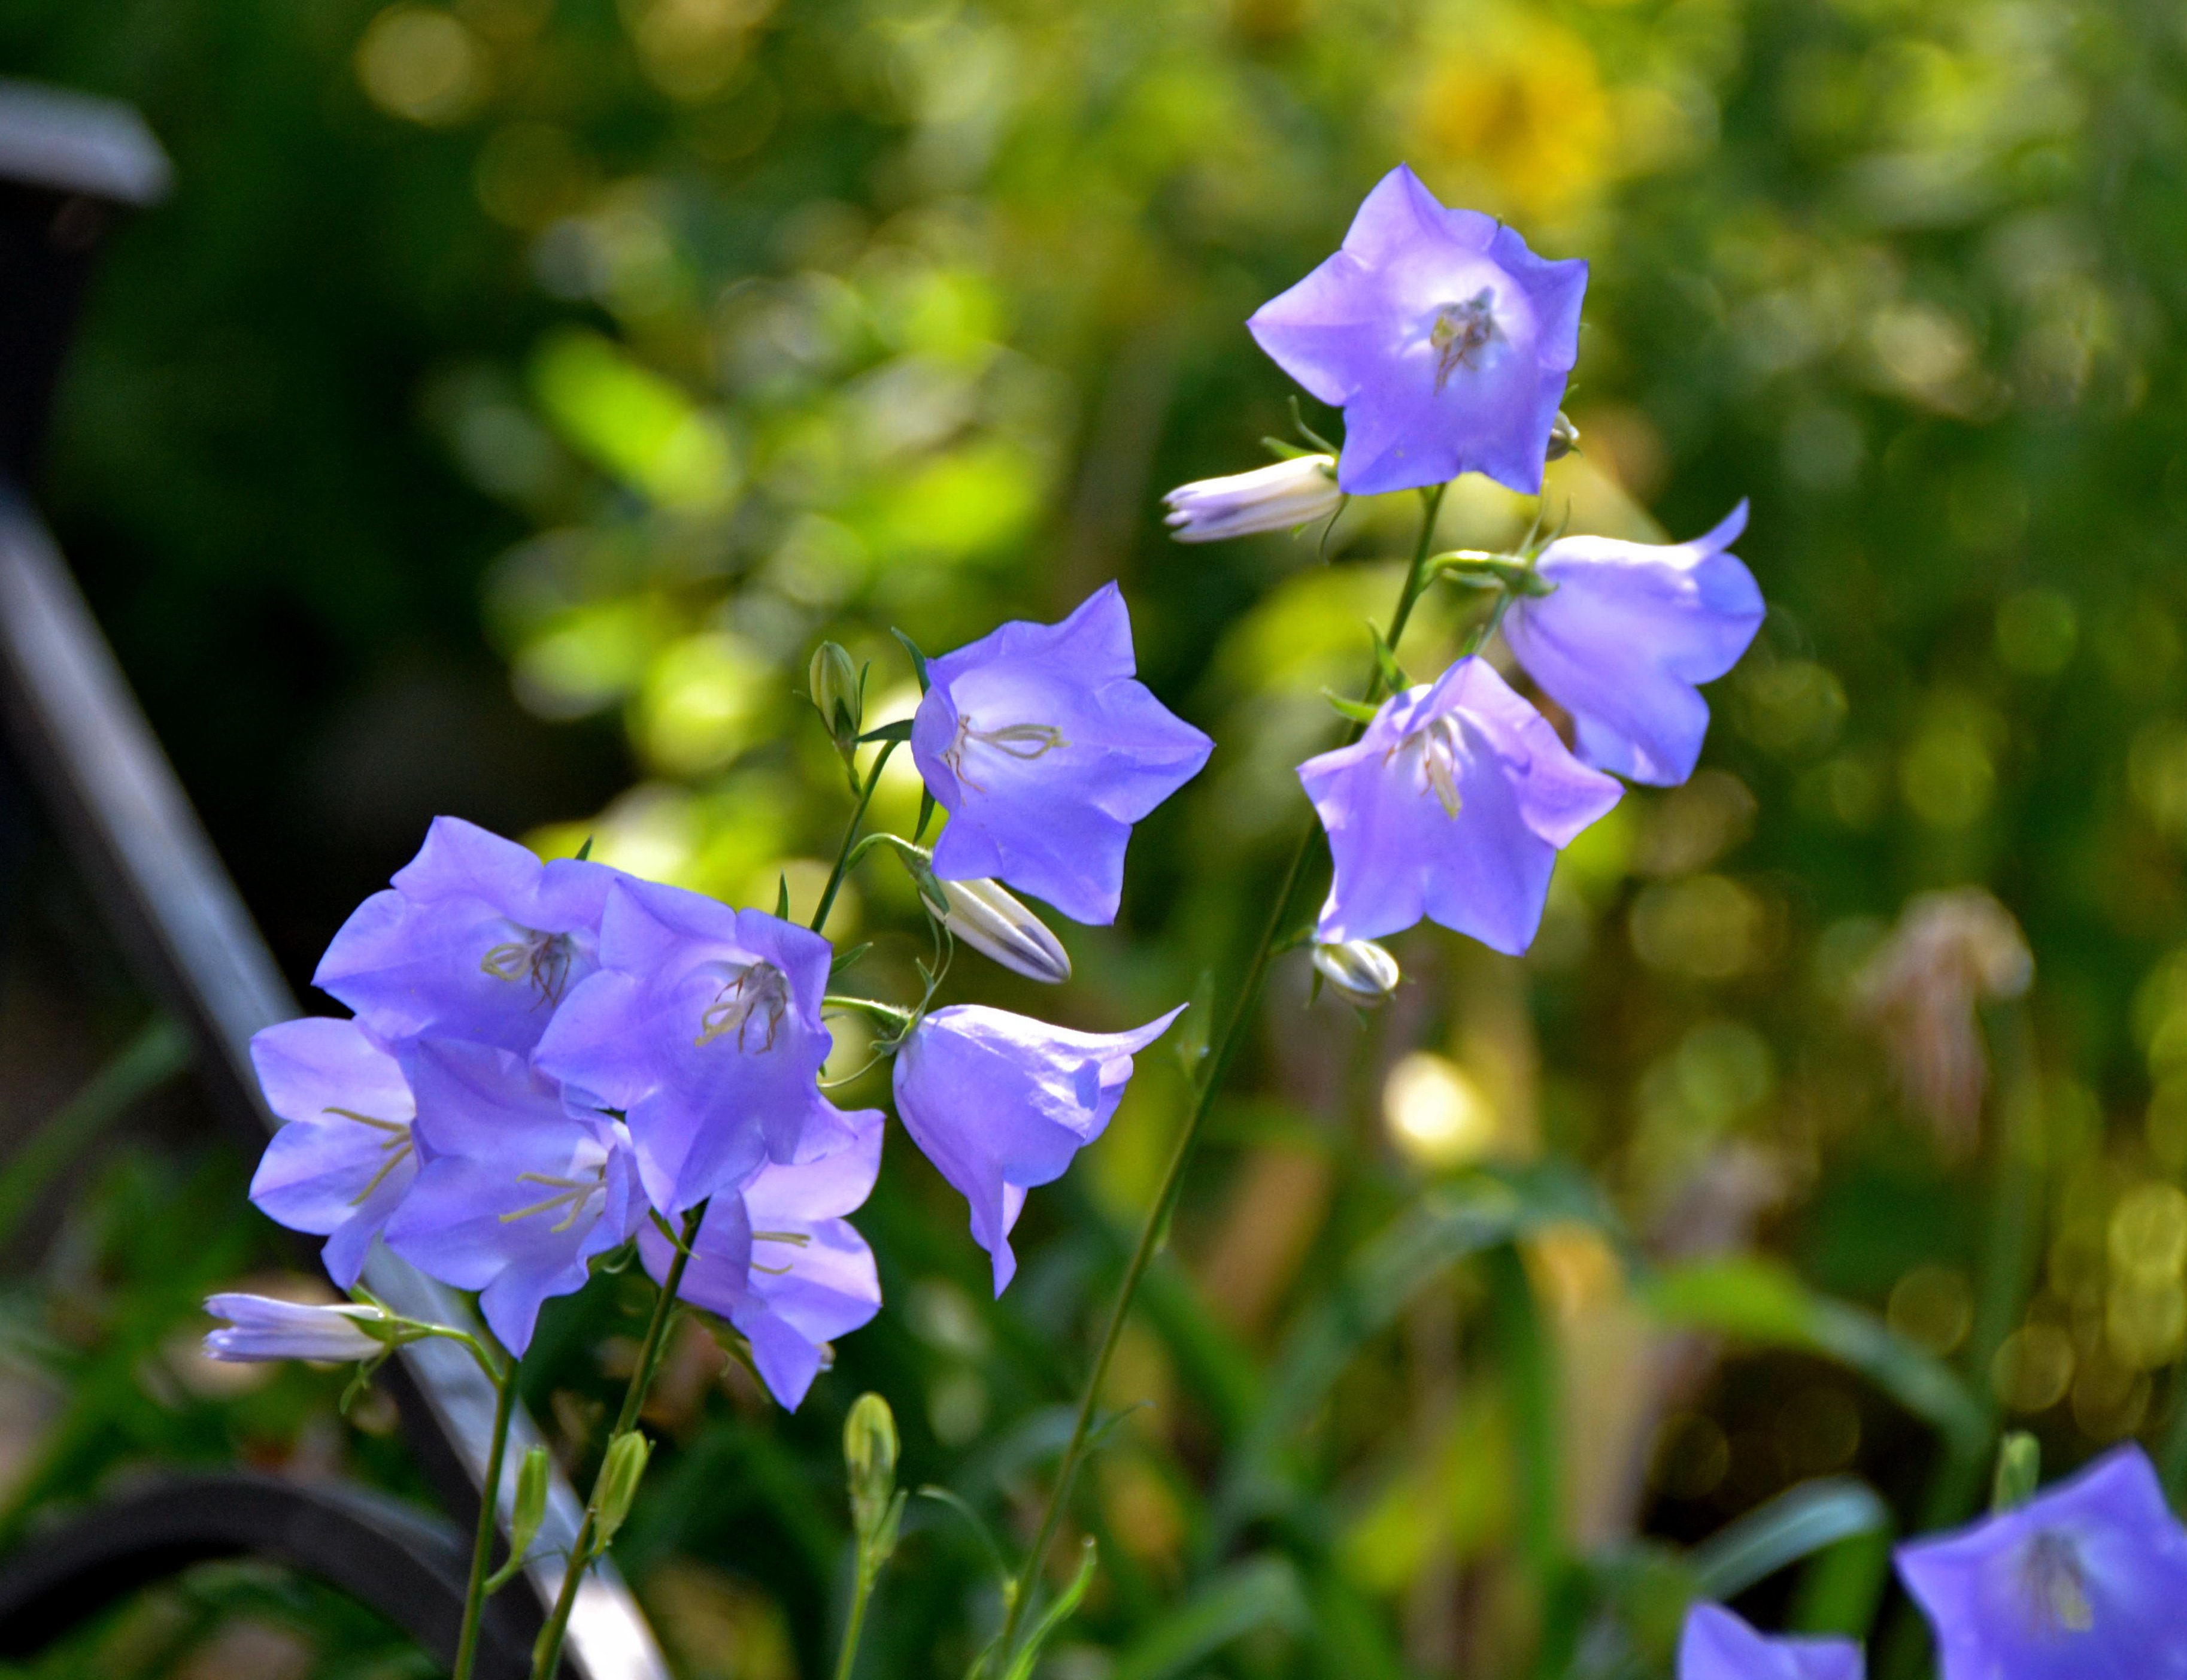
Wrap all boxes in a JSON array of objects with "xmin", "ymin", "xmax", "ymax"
[
  {"xmin": 893, "ymin": 1003, "xmax": 1184, "ymax": 1295},
  {"xmin": 534, "ymin": 878, "xmax": 852, "ymax": 1215},
  {"xmin": 1299, "ymin": 657, "xmax": 1621, "ymax": 953},
  {"xmin": 910, "ymin": 583, "xmax": 1213, "ymax": 926},
  {"xmin": 638, "ymin": 1106, "xmax": 884, "ymax": 1409},
  {"xmin": 248, "ymin": 1017, "xmax": 418, "ymax": 1289},
  {"xmin": 1895, "ymin": 1444, "xmax": 2187, "ymax": 1679},
  {"xmin": 1248, "ymin": 164, "xmax": 1587, "ymax": 498},
  {"xmin": 1502, "ymin": 504, "xmax": 1763, "ymax": 787},
  {"xmin": 382, "ymin": 1038, "xmax": 642, "ymax": 1355},
  {"xmin": 315, "ymin": 816, "xmax": 617, "ymax": 1056},
  {"xmin": 1678, "ymin": 1603, "xmax": 1861, "ymax": 1680},
  {"xmin": 204, "ymin": 1293, "xmax": 392, "ymax": 1364}
]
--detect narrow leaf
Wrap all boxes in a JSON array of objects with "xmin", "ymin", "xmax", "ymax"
[
  {"xmin": 1321, "ymin": 688, "xmax": 1381, "ymax": 724},
  {"xmin": 859, "ymin": 719, "xmax": 915, "ymax": 744},
  {"xmin": 1108, "ymin": 1555, "xmax": 1308, "ymax": 1680},
  {"xmin": 1000, "ymin": 1537, "xmax": 1098, "ymax": 1680},
  {"xmin": 1368, "ymin": 623, "xmax": 1409, "ymax": 695},
  {"xmin": 775, "ymin": 874, "xmax": 792, "ymax": 921},
  {"xmin": 891, "ymin": 628, "xmax": 932, "ymax": 693},
  {"xmin": 1689, "ymin": 1476, "xmax": 1891, "ymax": 1600}
]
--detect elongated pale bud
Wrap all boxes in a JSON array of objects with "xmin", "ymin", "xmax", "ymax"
[
  {"xmin": 808, "ymin": 641, "xmax": 864, "ymax": 763},
  {"xmin": 938, "ymin": 877, "xmax": 1071, "ymax": 984},
  {"xmin": 509, "ymin": 1445, "xmax": 550, "ymax": 1564},
  {"xmin": 844, "ymin": 1392, "xmax": 899, "ymax": 1551},
  {"xmin": 202, "ymin": 1293, "xmax": 393, "ymax": 1363},
  {"xmin": 1545, "ymin": 410, "xmax": 1580, "ymax": 462},
  {"xmin": 1312, "ymin": 939, "xmax": 1401, "ymax": 1009},
  {"xmin": 590, "ymin": 1430, "xmax": 651, "ymax": 1548},
  {"xmin": 1163, "ymin": 454, "xmax": 1340, "ymax": 542}
]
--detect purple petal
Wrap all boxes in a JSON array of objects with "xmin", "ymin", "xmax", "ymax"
[{"xmin": 1677, "ymin": 1604, "xmax": 1862, "ymax": 1680}]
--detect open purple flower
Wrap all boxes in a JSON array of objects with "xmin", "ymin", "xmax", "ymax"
[
  {"xmin": 315, "ymin": 817, "xmax": 618, "ymax": 1056},
  {"xmin": 1248, "ymin": 164, "xmax": 1587, "ymax": 498},
  {"xmin": 911, "ymin": 583, "xmax": 1213, "ymax": 926},
  {"xmin": 638, "ymin": 1106, "xmax": 884, "ymax": 1409},
  {"xmin": 382, "ymin": 1038, "xmax": 642, "ymax": 1355},
  {"xmin": 248, "ymin": 1017, "xmax": 418, "ymax": 1289},
  {"xmin": 1678, "ymin": 1603, "xmax": 1860, "ymax": 1680},
  {"xmin": 533, "ymin": 878, "xmax": 852, "ymax": 1215},
  {"xmin": 1895, "ymin": 1444, "xmax": 2187, "ymax": 1679},
  {"xmin": 893, "ymin": 1003, "xmax": 1184, "ymax": 1294},
  {"xmin": 1299, "ymin": 657, "xmax": 1621, "ymax": 953},
  {"xmin": 1503, "ymin": 504, "xmax": 1763, "ymax": 786}
]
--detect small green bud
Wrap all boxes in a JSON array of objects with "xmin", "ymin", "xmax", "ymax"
[
  {"xmin": 1312, "ymin": 939, "xmax": 1402, "ymax": 1009},
  {"xmin": 1992, "ymin": 1430, "xmax": 2040, "ymax": 1513},
  {"xmin": 1546, "ymin": 410, "xmax": 1580, "ymax": 462},
  {"xmin": 511, "ymin": 1445, "xmax": 550, "ymax": 1559},
  {"xmin": 844, "ymin": 1391, "xmax": 899, "ymax": 1546},
  {"xmin": 591, "ymin": 1429, "xmax": 652, "ymax": 1548},
  {"xmin": 809, "ymin": 641, "xmax": 864, "ymax": 763}
]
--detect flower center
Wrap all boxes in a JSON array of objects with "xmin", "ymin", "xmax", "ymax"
[
  {"xmin": 1389, "ymin": 714, "xmax": 1467, "ymax": 817},
  {"xmin": 941, "ymin": 712, "xmax": 1070, "ymax": 793},
  {"xmin": 2016, "ymin": 1531, "xmax": 2094, "ymax": 1637},
  {"xmin": 499, "ymin": 1162, "xmax": 607, "ymax": 1233},
  {"xmin": 698, "ymin": 961, "xmax": 790, "ymax": 1051},
  {"xmin": 326, "ymin": 1106, "xmax": 415, "ymax": 1205},
  {"xmin": 1428, "ymin": 290, "xmax": 1499, "ymax": 391},
  {"xmin": 481, "ymin": 927, "xmax": 577, "ymax": 1007}
]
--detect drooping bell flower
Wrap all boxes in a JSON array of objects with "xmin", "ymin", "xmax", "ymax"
[
  {"xmin": 910, "ymin": 583, "xmax": 1213, "ymax": 926},
  {"xmin": 638, "ymin": 1106, "xmax": 884, "ymax": 1409},
  {"xmin": 248, "ymin": 1017, "xmax": 418, "ymax": 1288},
  {"xmin": 1299, "ymin": 656, "xmax": 1621, "ymax": 953},
  {"xmin": 1247, "ymin": 164, "xmax": 1587, "ymax": 497},
  {"xmin": 1678, "ymin": 1603, "xmax": 1861, "ymax": 1680},
  {"xmin": 533, "ymin": 878, "xmax": 853, "ymax": 1214},
  {"xmin": 893, "ymin": 1003, "xmax": 1183, "ymax": 1294},
  {"xmin": 381, "ymin": 1038, "xmax": 643, "ymax": 1355},
  {"xmin": 204, "ymin": 1293, "xmax": 392, "ymax": 1364},
  {"xmin": 1501, "ymin": 504, "xmax": 1763, "ymax": 786},
  {"xmin": 1895, "ymin": 1444, "xmax": 2187, "ymax": 1679},
  {"xmin": 1163, "ymin": 454, "xmax": 1341, "ymax": 542},
  {"xmin": 314, "ymin": 816, "xmax": 618, "ymax": 1056}
]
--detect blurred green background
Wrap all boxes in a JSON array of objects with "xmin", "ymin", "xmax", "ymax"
[{"xmin": 3, "ymin": 0, "xmax": 2187, "ymax": 1675}]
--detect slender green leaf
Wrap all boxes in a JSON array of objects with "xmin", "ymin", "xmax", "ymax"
[
  {"xmin": 1689, "ymin": 1477, "xmax": 1891, "ymax": 1599},
  {"xmin": 1108, "ymin": 1555, "xmax": 1307, "ymax": 1680},
  {"xmin": 999, "ymin": 1537, "xmax": 1097, "ymax": 1680}
]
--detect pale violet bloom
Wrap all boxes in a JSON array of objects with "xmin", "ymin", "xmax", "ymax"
[
  {"xmin": 893, "ymin": 1003, "xmax": 1184, "ymax": 1294},
  {"xmin": 638, "ymin": 1105, "xmax": 884, "ymax": 1410},
  {"xmin": 911, "ymin": 583, "xmax": 1213, "ymax": 926},
  {"xmin": 204, "ymin": 1293, "xmax": 391, "ymax": 1364},
  {"xmin": 1678, "ymin": 1603, "xmax": 1860, "ymax": 1680},
  {"xmin": 383, "ymin": 1038, "xmax": 643, "ymax": 1355},
  {"xmin": 1299, "ymin": 657, "xmax": 1621, "ymax": 953},
  {"xmin": 315, "ymin": 816, "xmax": 619, "ymax": 1056},
  {"xmin": 1163, "ymin": 454, "xmax": 1340, "ymax": 542},
  {"xmin": 1896, "ymin": 1444, "xmax": 2187, "ymax": 1679},
  {"xmin": 1248, "ymin": 164, "xmax": 1586, "ymax": 497},
  {"xmin": 1503, "ymin": 503, "xmax": 1763, "ymax": 786},
  {"xmin": 248, "ymin": 1017, "xmax": 418, "ymax": 1289},
  {"xmin": 535, "ymin": 878, "xmax": 853, "ymax": 1214}
]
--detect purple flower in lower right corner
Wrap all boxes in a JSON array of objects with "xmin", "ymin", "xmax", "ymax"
[
  {"xmin": 1299, "ymin": 656, "xmax": 1621, "ymax": 954},
  {"xmin": 1895, "ymin": 1444, "xmax": 2187, "ymax": 1678},
  {"xmin": 892, "ymin": 1003, "xmax": 1184, "ymax": 1295},
  {"xmin": 1678, "ymin": 1603, "xmax": 1860, "ymax": 1680}
]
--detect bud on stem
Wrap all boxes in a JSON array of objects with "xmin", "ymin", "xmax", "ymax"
[
  {"xmin": 809, "ymin": 641, "xmax": 865, "ymax": 768},
  {"xmin": 938, "ymin": 878, "xmax": 1072, "ymax": 984},
  {"xmin": 590, "ymin": 1430, "xmax": 651, "ymax": 1549},
  {"xmin": 1312, "ymin": 939, "xmax": 1402, "ymax": 1008}
]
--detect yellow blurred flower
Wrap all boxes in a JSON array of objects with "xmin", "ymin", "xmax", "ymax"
[{"xmin": 1410, "ymin": 14, "xmax": 1610, "ymax": 220}]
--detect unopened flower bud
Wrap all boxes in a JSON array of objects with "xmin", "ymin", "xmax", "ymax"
[
  {"xmin": 590, "ymin": 1429, "xmax": 651, "ymax": 1548},
  {"xmin": 844, "ymin": 1392, "xmax": 899, "ymax": 1549},
  {"xmin": 1312, "ymin": 939, "xmax": 1401, "ymax": 1009},
  {"xmin": 808, "ymin": 641, "xmax": 864, "ymax": 761},
  {"xmin": 203, "ymin": 1293, "xmax": 393, "ymax": 1363},
  {"xmin": 509, "ymin": 1445, "xmax": 551, "ymax": 1564},
  {"xmin": 938, "ymin": 877, "xmax": 1071, "ymax": 984},
  {"xmin": 1545, "ymin": 410, "xmax": 1580, "ymax": 462},
  {"xmin": 1163, "ymin": 454, "xmax": 1340, "ymax": 543}
]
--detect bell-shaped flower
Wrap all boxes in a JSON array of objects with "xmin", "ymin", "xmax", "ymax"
[
  {"xmin": 314, "ymin": 817, "xmax": 618, "ymax": 1055},
  {"xmin": 1163, "ymin": 454, "xmax": 1340, "ymax": 542},
  {"xmin": 911, "ymin": 583, "xmax": 1213, "ymax": 926},
  {"xmin": 1502, "ymin": 504, "xmax": 1763, "ymax": 786},
  {"xmin": 381, "ymin": 1038, "xmax": 643, "ymax": 1355},
  {"xmin": 1248, "ymin": 164, "xmax": 1586, "ymax": 498},
  {"xmin": 1299, "ymin": 657, "xmax": 1621, "ymax": 953},
  {"xmin": 1678, "ymin": 1604, "xmax": 1860, "ymax": 1680},
  {"xmin": 534, "ymin": 878, "xmax": 851, "ymax": 1214},
  {"xmin": 638, "ymin": 1106, "xmax": 884, "ymax": 1409},
  {"xmin": 248, "ymin": 1017, "xmax": 418, "ymax": 1288},
  {"xmin": 1895, "ymin": 1444, "xmax": 2187, "ymax": 1679},
  {"xmin": 893, "ymin": 1003, "xmax": 1184, "ymax": 1294},
  {"xmin": 204, "ymin": 1293, "xmax": 392, "ymax": 1364}
]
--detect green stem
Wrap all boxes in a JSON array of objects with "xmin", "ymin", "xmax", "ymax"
[
  {"xmin": 453, "ymin": 1357, "xmax": 519, "ymax": 1680},
  {"xmin": 834, "ymin": 1566, "xmax": 877, "ymax": 1680},
  {"xmin": 990, "ymin": 482, "xmax": 1450, "ymax": 1663},
  {"xmin": 813, "ymin": 739, "xmax": 900, "ymax": 934}
]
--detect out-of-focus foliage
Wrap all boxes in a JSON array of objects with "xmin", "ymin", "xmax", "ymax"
[{"xmin": 12, "ymin": 0, "xmax": 2187, "ymax": 1676}]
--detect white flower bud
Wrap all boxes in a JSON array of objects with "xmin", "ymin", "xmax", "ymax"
[
  {"xmin": 939, "ymin": 877, "xmax": 1072, "ymax": 984},
  {"xmin": 203, "ymin": 1293, "xmax": 392, "ymax": 1363},
  {"xmin": 1163, "ymin": 454, "xmax": 1340, "ymax": 543},
  {"xmin": 1313, "ymin": 939, "xmax": 1401, "ymax": 1008},
  {"xmin": 1545, "ymin": 410, "xmax": 1580, "ymax": 462}
]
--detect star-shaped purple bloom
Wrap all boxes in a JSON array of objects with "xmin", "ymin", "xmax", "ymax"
[
  {"xmin": 911, "ymin": 583, "xmax": 1213, "ymax": 926},
  {"xmin": 1678, "ymin": 1603, "xmax": 1861, "ymax": 1680},
  {"xmin": 893, "ymin": 1003, "xmax": 1183, "ymax": 1295},
  {"xmin": 248, "ymin": 1017, "xmax": 418, "ymax": 1289},
  {"xmin": 1248, "ymin": 164, "xmax": 1587, "ymax": 497},
  {"xmin": 1895, "ymin": 1444, "xmax": 2187, "ymax": 1679},
  {"xmin": 1299, "ymin": 656, "xmax": 1621, "ymax": 953},
  {"xmin": 533, "ymin": 878, "xmax": 854, "ymax": 1215},
  {"xmin": 1503, "ymin": 503, "xmax": 1763, "ymax": 787},
  {"xmin": 638, "ymin": 1105, "xmax": 884, "ymax": 1410},
  {"xmin": 381, "ymin": 1038, "xmax": 643, "ymax": 1355},
  {"xmin": 315, "ymin": 817, "xmax": 619, "ymax": 1056}
]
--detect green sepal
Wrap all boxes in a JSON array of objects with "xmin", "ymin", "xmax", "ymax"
[
  {"xmin": 830, "ymin": 941, "xmax": 873, "ymax": 977},
  {"xmin": 1321, "ymin": 688, "xmax": 1381, "ymax": 724},
  {"xmin": 574, "ymin": 835, "xmax": 594, "ymax": 862},
  {"xmin": 859, "ymin": 719, "xmax": 915, "ymax": 744},
  {"xmin": 1288, "ymin": 393, "xmax": 1339, "ymax": 456},
  {"xmin": 775, "ymin": 873, "xmax": 793, "ymax": 920},
  {"xmin": 891, "ymin": 628, "xmax": 932, "ymax": 694},
  {"xmin": 1368, "ymin": 623, "xmax": 1410, "ymax": 695},
  {"xmin": 1260, "ymin": 435, "xmax": 1316, "ymax": 461},
  {"xmin": 915, "ymin": 787, "xmax": 937, "ymax": 843}
]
